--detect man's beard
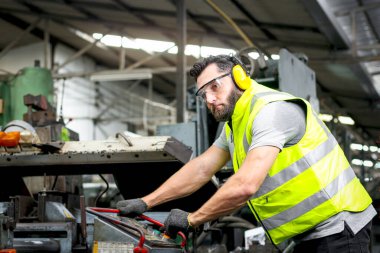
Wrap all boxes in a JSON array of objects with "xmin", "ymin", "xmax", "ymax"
[{"xmin": 211, "ymin": 89, "xmax": 241, "ymax": 122}]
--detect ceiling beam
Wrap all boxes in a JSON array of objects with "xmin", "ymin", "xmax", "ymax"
[
  {"xmin": 334, "ymin": 2, "xmax": 380, "ymax": 16},
  {"xmin": 22, "ymin": 0, "xmax": 321, "ymax": 34},
  {"xmin": 302, "ymin": 0, "xmax": 349, "ymax": 50},
  {"xmin": 0, "ymin": 7, "xmax": 330, "ymax": 51}
]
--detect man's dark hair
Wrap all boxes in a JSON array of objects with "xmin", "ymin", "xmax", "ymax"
[{"xmin": 189, "ymin": 55, "xmax": 234, "ymax": 81}]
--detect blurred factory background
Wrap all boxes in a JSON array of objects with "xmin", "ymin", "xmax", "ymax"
[{"xmin": 0, "ymin": 0, "xmax": 379, "ymax": 252}]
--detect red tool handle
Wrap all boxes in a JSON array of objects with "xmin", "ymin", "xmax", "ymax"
[
  {"xmin": 90, "ymin": 207, "xmax": 187, "ymax": 248},
  {"xmin": 90, "ymin": 207, "xmax": 119, "ymax": 213}
]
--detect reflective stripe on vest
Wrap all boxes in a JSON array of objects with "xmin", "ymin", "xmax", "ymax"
[
  {"xmin": 253, "ymin": 132, "xmax": 338, "ymax": 198},
  {"xmin": 261, "ymin": 165, "xmax": 356, "ymax": 230}
]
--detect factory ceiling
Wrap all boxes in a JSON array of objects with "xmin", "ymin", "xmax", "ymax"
[{"xmin": 0, "ymin": 0, "xmax": 379, "ymax": 144}]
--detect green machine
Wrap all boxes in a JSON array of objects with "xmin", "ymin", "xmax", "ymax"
[
  {"xmin": 0, "ymin": 67, "xmax": 54, "ymax": 127},
  {"xmin": 0, "ymin": 67, "xmax": 78, "ymax": 142}
]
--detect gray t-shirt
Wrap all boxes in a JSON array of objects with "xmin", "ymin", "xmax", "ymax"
[
  {"xmin": 214, "ymin": 101, "xmax": 306, "ymax": 152},
  {"xmin": 213, "ymin": 101, "xmax": 376, "ymax": 241}
]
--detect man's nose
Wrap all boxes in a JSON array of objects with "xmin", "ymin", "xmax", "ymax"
[{"xmin": 205, "ymin": 92, "xmax": 216, "ymax": 104}]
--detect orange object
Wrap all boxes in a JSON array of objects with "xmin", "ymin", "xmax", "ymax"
[
  {"xmin": 0, "ymin": 249, "xmax": 16, "ymax": 253},
  {"xmin": 0, "ymin": 131, "xmax": 20, "ymax": 147}
]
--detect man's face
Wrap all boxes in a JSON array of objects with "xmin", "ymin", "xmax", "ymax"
[{"xmin": 196, "ymin": 63, "xmax": 241, "ymax": 121}]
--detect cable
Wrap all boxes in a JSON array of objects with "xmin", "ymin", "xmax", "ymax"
[
  {"xmin": 218, "ymin": 216, "xmax": 256, "ymax": 226},
  {"xmin": 139, "ymin": 214, "xmax": 187, "ymax": 248},
  {"xmin": 205, "ymin": 0, "xmax": 254, "ymax": 48},
  {"xmin": 90, "ymin": 208, "xmax": 187, "ymax": 249},
  {"xmin": 86, "ymin": 207, "xmax": 146, "ymax": 250},
  {"xmin": 95, "ymin": 174, "xmax": 109, "ymax": 207},
  {"xmin": 195, "ymin": 214, "xmax": 256, "ymax": 247}
]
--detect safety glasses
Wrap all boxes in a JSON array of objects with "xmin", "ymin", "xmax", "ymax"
[{"xmin": 195, "ymin": 72, "xmax": 230, "ymax": 101}]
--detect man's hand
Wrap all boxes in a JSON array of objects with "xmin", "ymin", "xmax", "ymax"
[
  {"xmin": 116, "ymin": 198, "xmax": 148, "ymax": 217},
  {"xmin": 164, "ymin": 209, "xmax": 192, "ymax": 238}
]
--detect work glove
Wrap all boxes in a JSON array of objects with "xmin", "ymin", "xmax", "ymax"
[
  {"xmin": 164, "ymin": 209, "xmax": 192, "ymax": 238},
  {"xmin": 116, "ymin": 198, "xmax": 148, "ymax": 217}
]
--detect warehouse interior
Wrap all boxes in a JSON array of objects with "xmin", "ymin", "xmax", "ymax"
[{"xmin": 0, "ymin": 0, "xmax": 379, "ymax": 252}]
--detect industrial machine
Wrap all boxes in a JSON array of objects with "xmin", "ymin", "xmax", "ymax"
[
  {"xmin": 0, "ymin": 121, "xmax": 278, "ymax": 252},
  {"xmin": 87, "ymin": 207, "xmax": 185, "ymax": 252},
  {"xmin": 0, "ymin": 131, "xmax": 204, "ymax": 252}
]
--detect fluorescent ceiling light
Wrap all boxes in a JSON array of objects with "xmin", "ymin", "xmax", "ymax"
[
  {"xmin": 338, "ymin": 116, "xmax": 355, "ymax": 125},
  {"xmin": 271, "ymin": 54, "xmax": 280, "ymax": 60},
  {"xmin": 352, "ymin": 159, "xmax": 363, "ymax": 166},
  {"xmin": 363, "ymin": 160, "xmax": 373, "ymax": 167},
  {"xmin": 90, "ymin": 69, "xmax": 152, "ymax": 82},
  {"xmin": 350, "ymin": 143, "xmax": 363, "ymax": 151},
  {"xmin": 319, "ymin": 113, "xmax": 333, "ymax": 122},
  {"xmin": 351, "ymin": 144, "xmax": 380, "ymax": 153},
  {"xmin": 352, "ymin": 159, "xmax": 374, "ymax": 168}
]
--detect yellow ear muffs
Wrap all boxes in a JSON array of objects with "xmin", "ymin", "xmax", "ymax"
[{"xmin": 231, "ymin": 64, "xmax": 251, "ymax": 90}]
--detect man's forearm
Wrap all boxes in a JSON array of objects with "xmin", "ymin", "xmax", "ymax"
[
  {"xmin": 188, "ymin": 146, "xmax": 279, "ymax": 227},
  {"xmin": 142, "ymin": 158, "xmax": 215, "ymax": 209},
  {"xmin": 188, "ymin": 173, "xmax": 254, "ymax": 226}
]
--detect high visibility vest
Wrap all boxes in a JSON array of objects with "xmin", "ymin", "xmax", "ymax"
[{"xmin": 225, "ymin": 80, "xmax": 372, "ymax": 245}]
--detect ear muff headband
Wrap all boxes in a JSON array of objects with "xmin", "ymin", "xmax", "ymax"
[{"xmin": 230, "ymin": 56, "xmax": 251, "ymax": 90}]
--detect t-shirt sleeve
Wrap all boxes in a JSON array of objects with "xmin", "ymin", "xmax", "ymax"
[
  {"xmin": 249, "ymin": 101, "xmax": 306, "ymax": 151},
  {"xmin": 213, "ymin": 124, "xmax": 229, "ymax": 151}
]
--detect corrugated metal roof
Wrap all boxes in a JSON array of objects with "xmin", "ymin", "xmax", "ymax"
[{"xmin": 0, "ymin": 0, "xmax": 379, "ymax": 143}]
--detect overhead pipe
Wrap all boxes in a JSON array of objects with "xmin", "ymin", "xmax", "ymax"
[
  {"xmin": 204, "ymin": 0, "xmax": 268, "ymax": 65},
  {"xmin": 205, "ymin": 0, "xmax": 254, "ymax": 47}
]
